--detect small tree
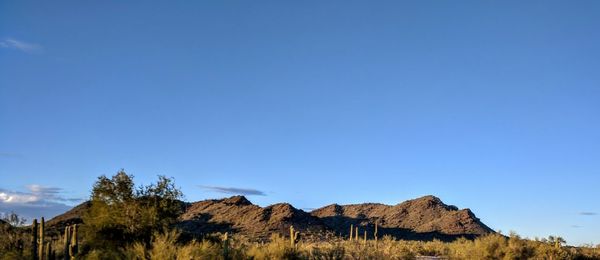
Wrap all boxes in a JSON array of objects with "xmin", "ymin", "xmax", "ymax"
[{"xmin": 83, "ymin": 170, "xmax": 184, "ymax": 249}]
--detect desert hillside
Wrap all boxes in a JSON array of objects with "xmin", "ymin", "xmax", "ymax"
[
  {"xmin": 312, "ymin": 195, "xmax": 493, "ymax": 241},
  {"xmin": 47, "ymin": 195, "xmax": 493, "ymax": 241}
]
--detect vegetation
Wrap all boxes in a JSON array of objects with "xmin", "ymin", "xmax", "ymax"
[
  {"xmin": 56, "ymin": 231, "xmax": 600, "ymax": 259},
  {"xmin": 82, "ymin": 170, "xmax": 183, "ymax": 250},
  {"xmin": 1, "ymin": 170, "xmax": 599, "ymax": 259}
]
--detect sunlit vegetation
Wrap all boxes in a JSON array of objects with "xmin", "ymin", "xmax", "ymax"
[{"xmin": 1, "ymin": 171, "xmax": 599, "ymax": 259}]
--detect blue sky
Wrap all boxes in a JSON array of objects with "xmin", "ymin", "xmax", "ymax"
[{"xmin": 1, "ymin": 1, "xmax": 599, "ymax": 245}]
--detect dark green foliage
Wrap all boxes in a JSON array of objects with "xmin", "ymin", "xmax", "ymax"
[{"xmin": 82, "ymin": 170, "xmax": 183, "ymax": 250}]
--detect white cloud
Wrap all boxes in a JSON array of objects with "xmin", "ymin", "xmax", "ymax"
[
  {"xmin": 26, "ymin": 184, "xmax": 62, "ymax": 197},
  {"xmin": 0, "ymin": 38, "xmax": 43, "ymax": 53},
  {"xmin": 0, "ymin": 185, "xmax": 83, "ymax": 222},
  {"xmin": 0, "ymin": 191, "xmax": 38, "ymax": 204}
]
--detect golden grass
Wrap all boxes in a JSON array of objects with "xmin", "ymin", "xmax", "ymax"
[{"xmin": 114, "ymin": 231, "xmax": 600, "ymax": 260}]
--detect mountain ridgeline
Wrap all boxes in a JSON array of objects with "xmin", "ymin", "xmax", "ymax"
[{"xmin": 46, "ymin": 195, "xmax": 493, "ymax": 242}]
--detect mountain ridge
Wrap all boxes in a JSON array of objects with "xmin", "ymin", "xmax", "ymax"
[
  {"xmin": 311, "ymin": 195, "xmax": 493, "ymax": 241},
  {"xmin": 46, "ymin": 195, "xmax": 494, "ymax": 241}
]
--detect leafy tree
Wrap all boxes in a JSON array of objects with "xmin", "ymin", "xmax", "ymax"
[{"xmin": 83, "ymin": 170, "xmax": 183, "ymax": 250}]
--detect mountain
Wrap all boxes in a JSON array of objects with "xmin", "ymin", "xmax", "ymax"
[
  {"xmin": 178, "ymin": 195, "xmax": 326, "ymax": 240},
  {"xmin": 311, "ymin": 195, "xmax": 494, "ymax": 241},
  {"xmin": 47, "ymin": 195, "xmax": 494, "ymax": 241}
]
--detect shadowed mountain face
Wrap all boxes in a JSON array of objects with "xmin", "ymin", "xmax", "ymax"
[
  {"xmin": 311, "ymin": 195, "xmax": 494, "ymax": 241},
  {"xmin": 46, "ymin": 201, "xmax": 90, "ymax": 227},
  {"xmin": 46, "ymin": 195, "xmax": 494, "ymax": 241},
  {"xmin": 178, "ymin": 196, "xmax": 326, "ymax": 240}
]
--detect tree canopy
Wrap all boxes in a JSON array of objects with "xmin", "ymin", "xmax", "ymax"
[{"xmin": 83, "ymin": 170, "xmax": 183, "ymax": 249}]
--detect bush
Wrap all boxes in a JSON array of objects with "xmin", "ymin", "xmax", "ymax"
[{"xmin": 82, "ymin": 170, "xmax": 183, "ymax": 250}]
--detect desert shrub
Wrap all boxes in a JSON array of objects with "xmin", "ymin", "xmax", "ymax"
[
  {"xmin": 0, "ymin": 224, "xmax": 30, "ymax": 259},
  {"xmin": 504, "ymin": 232, "xmax": 536, "ymax": 260},
  {"xmin": 122, "ymin": 242, "xmax": 146, "ymax": 260},
  {"xmin": 308, "ymin": 245, "xmax": 345, "ymax": 260},
  {"xmin": 421, "ymin": 239, "xmax": 451, "ymax": 256},
  {"xmin": 470, "ymin": 233, "xmax": 508, "ymax": 259},
  {"xmin": 82, "ymin": 170, "xmax": 183, "ymax": 250},
  {"xmin": 150, "ymin": 229, "xmax": 181, "ymax": 259},
  {"xmin": 83, "ymin": 249, "xmax": 126, "ymax": 260},
  {"xmin": 246, "ymin": 233, "xmax": 304, "ymax": 259},
  {"xmin": 120, "ymin": 229, "xmax": 237, "ymax": 260},
  {"xmin": 176, "ymin": 240, "xmax": 224, "ymax": 259}
]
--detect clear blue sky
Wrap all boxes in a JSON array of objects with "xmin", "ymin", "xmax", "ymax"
[{"xmin": 1, "ymin": 1, "xmax": 599, "ymax": 245}]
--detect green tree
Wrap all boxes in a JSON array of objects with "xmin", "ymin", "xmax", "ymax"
[{"xmin": 83, "ymin": 170, "xmax": 183, "ymax": 250}]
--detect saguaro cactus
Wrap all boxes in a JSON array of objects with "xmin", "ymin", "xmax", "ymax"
[
  {"xmin": 63, "ymin": 226, "xmax": 71, "ymax": 260},
  {"xmin": 62, "ymin": 224, "xmax": 78, "ymax": 259},
  {"xmin": 38, "ymin": 217, "xmax": 45, "ymax": 260},
  {"xmin": 32, "ymin": 219, "xmax": 39, "ymax": 260},
  {"xmin": 355, "ymin": 226, "xmax": 359, "ymax": 241},
  {"xmin": 45, "ymin": 242, "xmax": 51, "ymax": 260},
  {"xmin": 289, "ymin": 226, "xmax": 300, "ymax": 248},
  {"xmin": 70, "ymin": 224, "xmax": 78, "ymax": 258},
  {"xmin": 349, "ymin": 224, "xmax": 354, "ymax": 241},
  {"xmin": 222, "ymin": 232, "xmax": 229, "ymax": 259}
]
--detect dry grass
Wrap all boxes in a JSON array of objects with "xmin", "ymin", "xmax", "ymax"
[
  {"xmin": 113, "ymin": 231, "xmax": 600, "ymax": 260},
  {"xmin": 2, "ymin": 226, "xmax": 600, "ymax": 259}
]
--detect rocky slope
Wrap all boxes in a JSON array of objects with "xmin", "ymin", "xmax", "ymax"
[
  {"xmin": 311, "ymin": 195, "xmax": 494, "ymax": 241},
  {"xmin": 46, "ymin": 201, "xmax": 90, "ymax": 227},
  {"xmin": 178, "ymin": 196, "xmax": 326, "ymax": 239},
  {"xmin": 47, "ymin": 195, "xmax": 494, "ymax": 241}
]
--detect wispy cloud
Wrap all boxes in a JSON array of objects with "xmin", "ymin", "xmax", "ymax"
[
  {"xmin": 570, "ymin": 225, "xmax": 582, "ymax": 228},
  {"xmin": 579, "ymin": 212, "xmax": 597, "ymax": 216},
  {"xmin": 25, "ymin": 185, "xmax": 82, "ymax": 203},
  {"xmin": 199, "ymin": 185, "xmax": 266, "ymax": 196},
  {"xmin": 0, "ymin": 152, "xmax": 24, "ymax": 159},
  {"xmin": 0, "ymin": 185, "xmax": 83, "ymax": 222},
  {"xmin": 0, "ymin": 38, "xmax": 43, "ymax": 53}
]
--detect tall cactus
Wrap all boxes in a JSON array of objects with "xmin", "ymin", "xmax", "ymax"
[
  {"xmin": 222, "ymin": 232, "xmax": 229, "ymax": 259},
  {"xmin": 62, "ymin": 224, "xmax": 78, "ymax": 260},
  {"xmin": 38, "ymin": 217, "xmax": 45, "ymax": 260},
  {"xmin": 355, "ymin": 226, "xmax": 359, "ymax": 241},
  {"xmin": 289, "ymin": 226, "xmax": 299, "ymax": 248},
  {"xmin": 45, "ymin": 242, "xmax": 51, "ymax": 260},
  {"xmin": 32, "ymin": 219, "xmax": 38, "ymax": 260},
  {"xmin": 63, "ymin": 226, "xmax": 70, "ymax": 260},
  {"xmin": 70, "ymin": 224, "xmax": 78, "ymax": 258},
  {"xmin": 349, "ymin": 224, "xmax": 354, "ymax": 241}
]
